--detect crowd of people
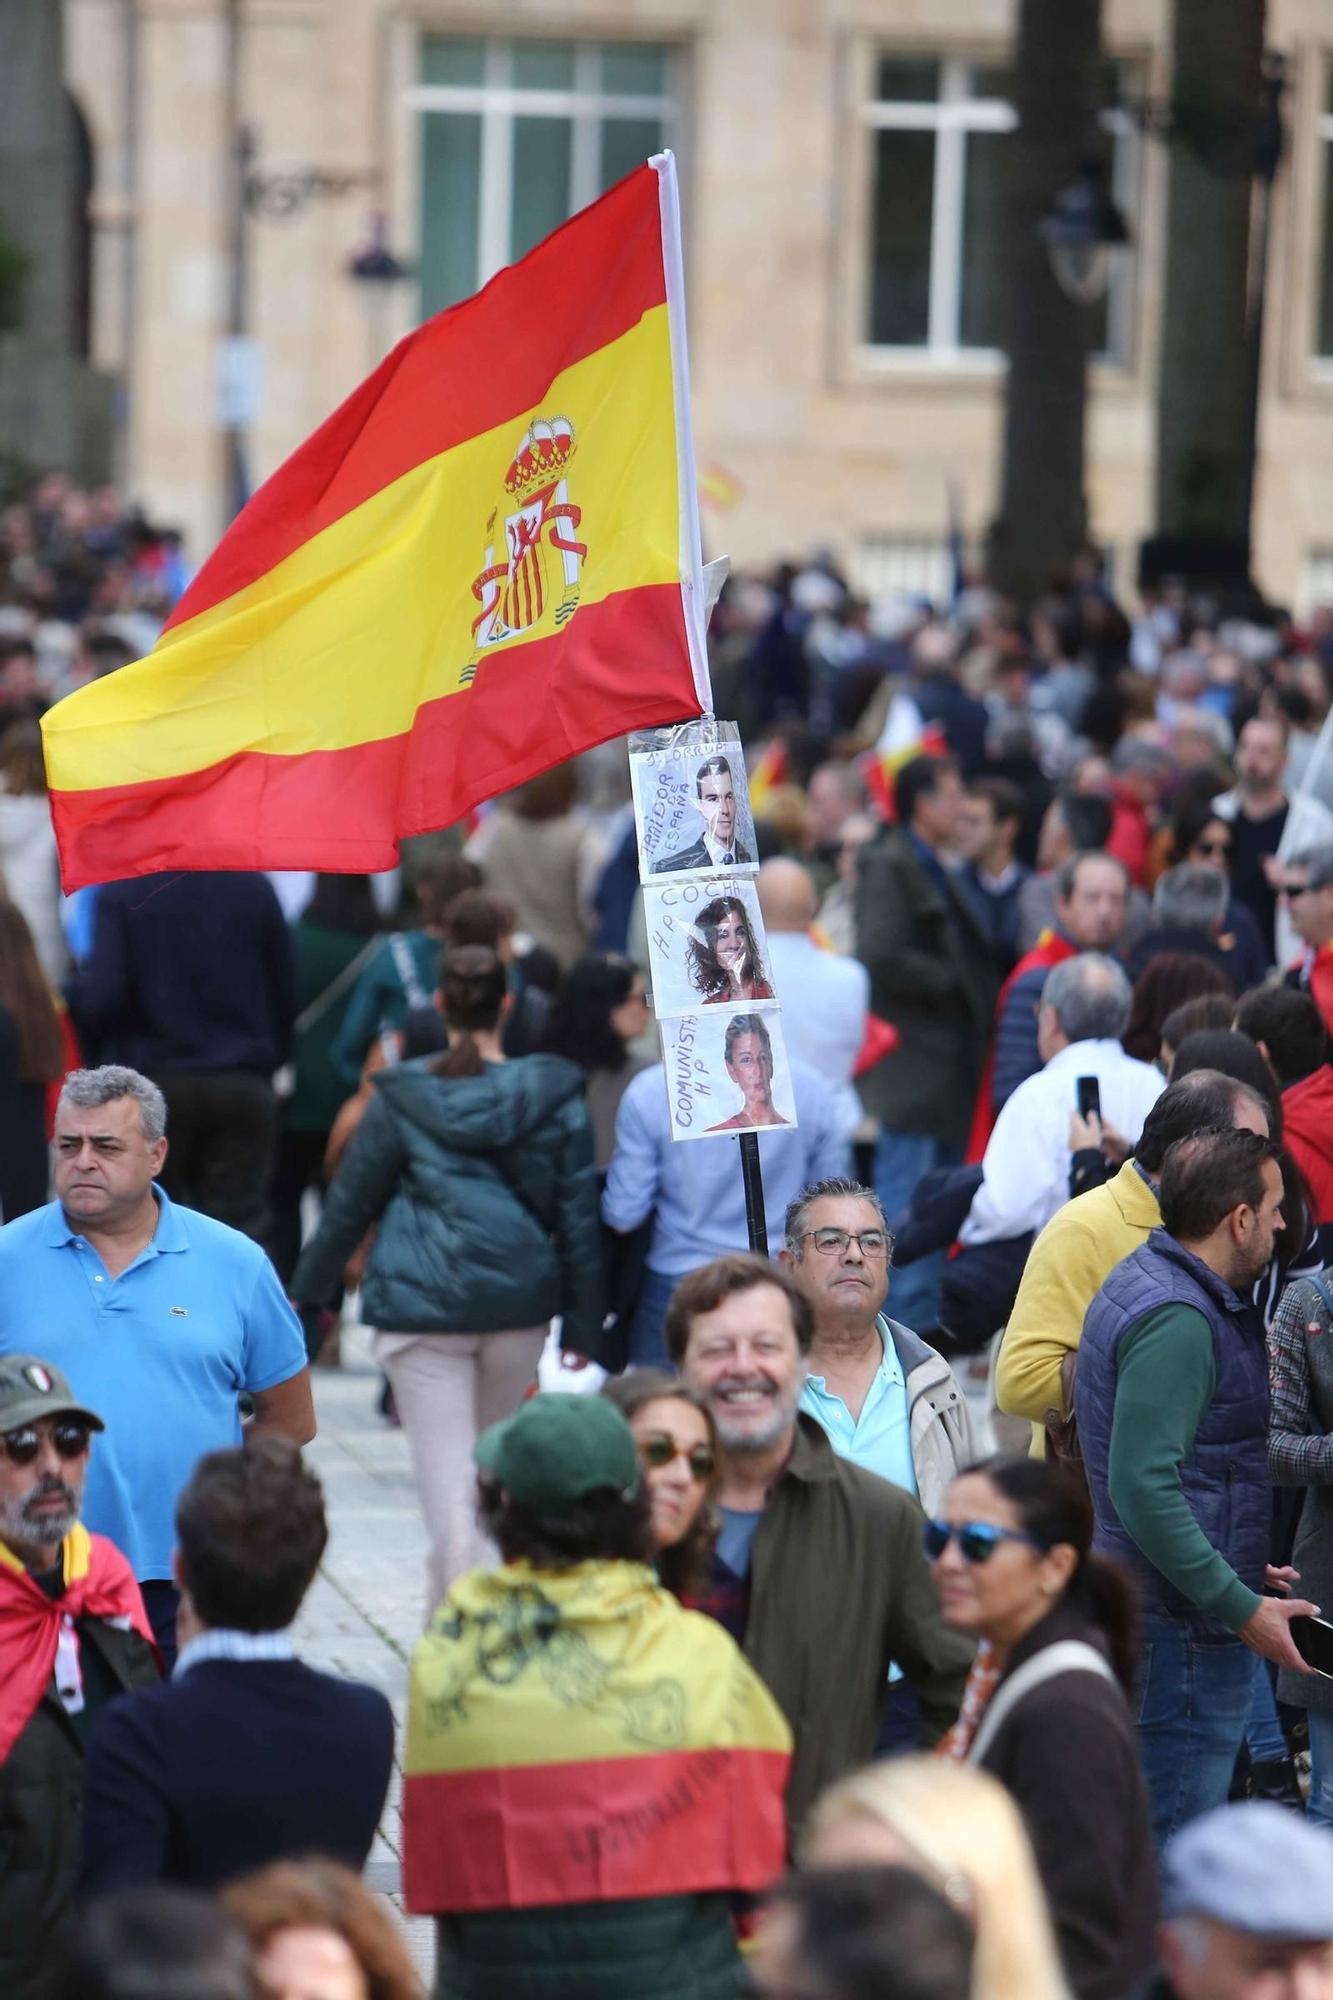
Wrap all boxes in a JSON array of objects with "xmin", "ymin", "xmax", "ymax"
[{"xmin": 10, "ymin": 485, "xmax": 1333, "ymax": 1997}]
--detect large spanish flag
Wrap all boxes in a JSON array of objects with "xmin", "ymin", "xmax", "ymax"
[
  {"xmin": 402, "ymin": 1560, "xmax": 791, "ymax": 1914},
  {"xmin": 42, "ymin": 155, "xmax": 710, "ymax": 890}
]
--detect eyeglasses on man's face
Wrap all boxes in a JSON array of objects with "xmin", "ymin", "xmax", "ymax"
[{"xmin": 799, "ymin": 1227, "xmax": 889, "ymax": 1259}]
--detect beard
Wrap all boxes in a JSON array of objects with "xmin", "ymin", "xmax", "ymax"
[
  {"xmin": 708, "ymin": 1375, "xmax": 804, "ymax": 1454},
  {"xmin": 0, "ymin": 1478, "xmax": 80, "ymax": 1553}
]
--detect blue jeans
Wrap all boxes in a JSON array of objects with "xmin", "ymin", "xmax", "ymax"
[
  {"xmin": 627, "ymin": 1264, "xmax": 679, "ymax": 1371},
  {"xmin": 1136, "ymin": 1614, "xmax": 1256, "ymax": 1846},
  {"xmin": 1246, "ymin": 1656, "xmax": 1289, "ymax": 1764},
  {"xmin": 1307, "ymin": 1711, "xmax": 1333, "ymax": 1826},
  {"xmin": 875, "ymin": 1127, "xmax": 963, "ymax": 1330}
]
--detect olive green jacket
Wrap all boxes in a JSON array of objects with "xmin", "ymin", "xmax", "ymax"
[{"xmin": 743, "ymin": 1415, "xmax": 973, "ymax": 1832}]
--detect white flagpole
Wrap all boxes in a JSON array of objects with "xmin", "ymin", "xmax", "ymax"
[{"xmin": 652, "ymin": 150, "xmax": 714, "ymax": 718}]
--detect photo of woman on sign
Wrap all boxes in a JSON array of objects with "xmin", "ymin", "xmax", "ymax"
[
  {"xmin": 686, "ymin": 896, "xmax": 775, "ymax": 1006},
  {"xmin": 707, "ymin": 1013, "xmax": 790, "ymax": 1131}
]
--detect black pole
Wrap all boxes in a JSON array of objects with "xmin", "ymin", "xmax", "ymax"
[{"xmin": 739, "ymin": 1132, "xmax": 767, "ymax": 1254}]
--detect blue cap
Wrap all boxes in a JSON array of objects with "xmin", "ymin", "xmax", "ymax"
[{"xmin": 1162, "ymin": 1802, "xmax": 1333, "ymax": 1940}]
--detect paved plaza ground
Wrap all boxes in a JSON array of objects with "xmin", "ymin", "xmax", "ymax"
[{"xmin": 290, "ymin": 1326, "xmax": 436, "ymax": 1976}]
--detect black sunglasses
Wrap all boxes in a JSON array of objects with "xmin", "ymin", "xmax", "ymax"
[
  {"xmin": 923, "ymin": 1517, "xmax": 1040, "ymax": 1564},
  {"xmin": 1, "ymin": 1420, "xmax": 92, "ymax": 1468},
  {"xmin": 639, "ymin": 1434, "xmax": 716, "ymax": 1483}
]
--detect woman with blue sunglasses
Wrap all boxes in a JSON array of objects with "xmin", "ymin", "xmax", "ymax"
[{"xmin": 926, "ymin": 1455, "xmax": 1156, "ymax": 2000}]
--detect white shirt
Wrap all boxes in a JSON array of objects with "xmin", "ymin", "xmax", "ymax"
[
  {"xmin": 766, "ymin": 932, "xmax": 869, "ymax": 1140},
  {"xmin": 960, "ymin": 1038, "xmax": 1164, "ymax": 1246}
]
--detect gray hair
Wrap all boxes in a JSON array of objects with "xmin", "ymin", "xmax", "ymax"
[
  {"xmin": 57, "ymin": 1066, "xmax": 167, "ymax": 1144},
  {"xmin": 1040, "ymin": 952, "xmax": 1133, "ymax": 1045},
  {"xmin": 784, "ymin": 1177, "xmax": 889, "ymax": 1256},
  {"xmin": 1153, "ymin": 863, "xmax": 1229, "ymax": 934},
  {"xmin": 1288, "ymin": 843, "xmax": 1333, "ymax": 892},
  {"xmin": 1110, "ymin": 737, "xmax": 1173, "ymax": 779}
]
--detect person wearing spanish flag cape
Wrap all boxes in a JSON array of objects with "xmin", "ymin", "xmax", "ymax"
[
  {"xmin": 0, "ymin": 1355, "xmax": 157, "ymax": 2000},
  {"xmin": 402, "ymin": 1394, "xmax": 791, "ymax": 2000}
]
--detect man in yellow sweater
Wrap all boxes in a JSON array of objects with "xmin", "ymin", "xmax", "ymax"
[{"xmin": 995, "ymin": 1069, "xmax": 1272, "ymax": 1452}]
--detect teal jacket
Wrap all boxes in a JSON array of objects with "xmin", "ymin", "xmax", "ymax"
[
  {"xmin": 291, "ymin": 1056, "xmax": 604, "ymax": 1347},
  {"xmin": 436, "ymin": 1894, "xmax": 742, "ymax": 2000}
]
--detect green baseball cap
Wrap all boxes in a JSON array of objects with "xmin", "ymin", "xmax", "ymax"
[
  {"xmin": 0, "ymin": 1355, "xmax": 105, "ymax": 1435},
  {"xmin": 475, "ymin": 1393, "xmax": 642, "ymax": 1513}
]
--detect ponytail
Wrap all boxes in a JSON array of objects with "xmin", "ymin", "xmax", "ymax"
[
  {"xmin": 431, "ymin": 944, "xmax": 507, "ymax": 1081},
  {"xmin": 1071, "ymin": 1554, "xmax": 1139, "ymax": 1694},
  {"xmin": 435, "ymin": 1030, "xmax": 485, "ymax": 1080}
]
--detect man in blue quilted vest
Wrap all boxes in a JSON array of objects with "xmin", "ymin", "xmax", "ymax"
[{"xmin": 1076, "ymin": 1126, "xmax": 1316, "ymax": 1846}]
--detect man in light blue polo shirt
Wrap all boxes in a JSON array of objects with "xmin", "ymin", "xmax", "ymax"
[
  {"xmin": 0, "ymin": 1065, "xmax": 313, "ymax": 1664},
  {"xmin": 780, "ymin": 1175, "xmax": 979, "ymax": 1748},
  {"xmin": 780, "ymin": 1177, "xmax": 977, "ymax": 1515}
]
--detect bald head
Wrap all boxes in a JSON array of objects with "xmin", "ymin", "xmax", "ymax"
[{"xmin": 757, "ymin": 858, "xmax": 818, "ymax": 933}]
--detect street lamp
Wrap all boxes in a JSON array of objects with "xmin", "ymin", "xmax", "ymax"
[
  {"xmin": 221, "ymin": 126, "xmax": 411, "ymax": 519},
  {"xmin": 1038, "ymin": 159, "xmax": 1130, "ymax": 304},
  {"xmin": 347, "ymin": 213, "xmax": 415, "ymax": 371}
]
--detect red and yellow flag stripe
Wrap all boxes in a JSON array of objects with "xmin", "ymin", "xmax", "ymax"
[
  {"xmin": 42, "ymin": 160, "xmax": 709, "ymax": 889},
  {"xmin": 402, "ymin": 1561, "xmax": 791, "ymax": 1915}
]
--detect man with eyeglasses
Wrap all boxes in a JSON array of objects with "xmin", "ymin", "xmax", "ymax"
[
  {"xmin": 1278, "ymin": 842, "xmax": 1333, "ymax": 1042},
  {"xmin": 0, "ymin": 1353, "xmax": 157, "ymax": 2000},
  {"xmin": 780, "ymin": 1178, "xmax": 976, "ymax": 1518}
]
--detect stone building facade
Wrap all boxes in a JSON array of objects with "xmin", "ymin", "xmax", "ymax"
[{"xmin": 64, "ymin": 0, "xmax": 1333, "ymax": 608}]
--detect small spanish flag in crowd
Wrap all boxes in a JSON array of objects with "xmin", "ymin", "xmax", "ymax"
[
  {"xmin": 863, "ymin": 700, "xmax": 948, "ymax": 821},
  {"xmin": 42, "ymin": 157, "xmax": 710, "ymax": 890},
  {"xmin": 402, "ymin": 1561, "xmax": 791, "ymax": 1914},
  {"xmin": 747, "ymin": 738, "xmax": 789, "ymax": 815}
]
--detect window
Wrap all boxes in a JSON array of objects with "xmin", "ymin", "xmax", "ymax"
[
  {"xmin": 862, "ymin": 54, "xmax": 1136, "ymax": 364},
  {"xmin": 852, "ymin": 534, "xmax": 957, "ymax": 606},
  {"xmin": 412, "ymin": 38, "xmax": 677, "ymax": 319},
  {"xmin": 1318, "ymin": 69, "xmax": 1333, "ymax": 362}
]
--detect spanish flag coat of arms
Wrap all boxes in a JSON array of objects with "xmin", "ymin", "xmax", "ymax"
[{"xmin": 41, "ymin": 156, "xmax": 710, "ymax": 889}]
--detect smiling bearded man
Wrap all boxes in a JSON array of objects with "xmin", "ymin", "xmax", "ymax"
[{"xmin": 669, "ymin": 1254, "xmax": 972, "ymax": 1833}]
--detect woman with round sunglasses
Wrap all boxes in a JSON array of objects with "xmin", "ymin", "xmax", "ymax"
[
  {"xmin": 926, "ymin": 1454, "xmax": 1155, "ymax": 2000},
  {"xmin": 601, "ymin": 1372, "xmax": 720, "ymax": 1599}
]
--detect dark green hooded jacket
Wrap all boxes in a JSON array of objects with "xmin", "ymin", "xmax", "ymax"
[{"xmin": 291, "ymin": 1055, "xmax": 604, "ymax": 1347}]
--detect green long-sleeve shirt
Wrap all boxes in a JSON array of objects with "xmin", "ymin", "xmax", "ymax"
[{"xmin": 1108, "ymin": 1302, "xmax": 1263, "ymax": 1632}]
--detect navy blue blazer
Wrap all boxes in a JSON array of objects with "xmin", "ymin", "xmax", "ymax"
[{"xmin": 78, "ymin": 1657, "xmax": 394, "ymax": 1895}]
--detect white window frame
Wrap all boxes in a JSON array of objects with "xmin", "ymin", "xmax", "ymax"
[
  {"xmin": 408, "ymin": 38, "xmax": 678, "ymax": 291},
  {"xmin": 861, "ymin": 56, "xmax": 1015, "ymax": 366},
  {"xmin": 859, "ymin": 53, "xmax": 1136, "ymax": 372}
]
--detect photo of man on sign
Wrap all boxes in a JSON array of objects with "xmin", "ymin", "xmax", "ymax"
[{"xmin": 651, "ymin": 754, "xmax": 754, "ymax": 874}]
